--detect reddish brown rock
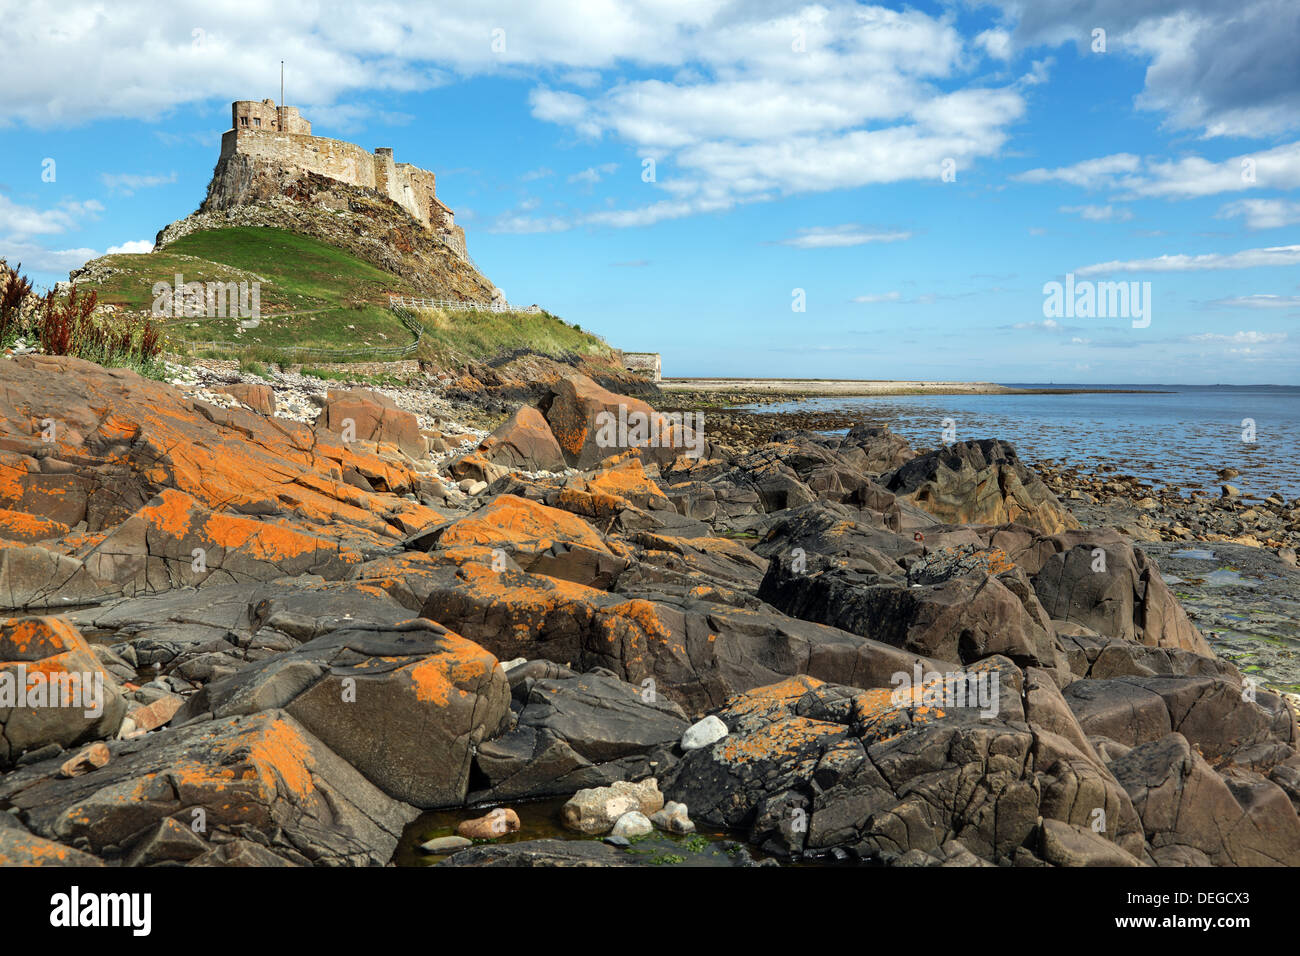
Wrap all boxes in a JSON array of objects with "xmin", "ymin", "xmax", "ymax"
[
  {"xmin": 475, "ymin": 405, "xmax": 566, "ymax": 473},
  {"xmin": 0, "ymin": 617, "xmax": 127, "ymax": 766},
  {"xmin": 212, "ymin": 382, "xmax": 275, "ymax": 415},
  {"xmin": 540, "ymin": 373, "xmax": 701, "ymax": 469},
  {"xmin": 423, "ymin": 494, "xmax": 627, "ymax": 588},
  {"xmin": 58, "ymin": 741, "xmax": 109, "ymax": 777},
  {"xmin": 457, "ymin": 807, "xmax": 521, "ymax": 839},
  {"xmin": 318, "ymin": 388, "xmax": 425, "ymax": 460}
]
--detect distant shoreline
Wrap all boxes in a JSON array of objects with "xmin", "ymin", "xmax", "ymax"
[{"xmin": 659, "ymin": 378, "xmax": 1168, "ymax": 398}]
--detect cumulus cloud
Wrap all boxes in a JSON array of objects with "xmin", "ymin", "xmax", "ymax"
[
  {"xmin": 0, "ymin": 194, "xmax": 103, "ymax": 241},
  {"xmin": 105, "ymin": 239, "xmax": 154, "ymax": 254},
  {"xmin": 997, "ymin": 0, "xmax": 1300, "ymax": 138}
]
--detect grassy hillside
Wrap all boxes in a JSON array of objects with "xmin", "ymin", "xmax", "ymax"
[{"xmin": 79, "ymin": 226, "xmax": 612, "ymax": 366}]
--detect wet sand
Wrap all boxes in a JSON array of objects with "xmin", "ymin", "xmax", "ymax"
[{"xmin": 659, "ymin": 378, "xmax": 1149, "ymax": 398}]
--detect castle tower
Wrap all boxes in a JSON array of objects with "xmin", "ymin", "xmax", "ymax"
[{"xmin": 230, "ymin": 98, "xmax": 311, "ymax": 135}]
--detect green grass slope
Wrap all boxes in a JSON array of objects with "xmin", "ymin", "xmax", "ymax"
[{"xmin": 80, "ymin": 226, "xmax": 611, "ymax": 366}]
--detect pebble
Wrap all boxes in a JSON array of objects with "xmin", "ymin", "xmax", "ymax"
[
  {"xmin": 610, "ymin": 811, "xmax": 653, "ymax": 839},
  {"xmin": 420, "ymin": 835, "xmax": 472, "ymax": 854},
  {"xmin": 681, "ymin": 715, "xmax": 728, "ymax": 751}
]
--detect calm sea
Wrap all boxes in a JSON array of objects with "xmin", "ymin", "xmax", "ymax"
[{"xmin": 749, "ymin": 384, "xmax": 1300, "ymax": 500}]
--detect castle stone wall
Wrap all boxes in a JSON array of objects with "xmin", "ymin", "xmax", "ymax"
[{"xmin": 217, "ymin": 100, "xmax": 467, "ymax": 252}]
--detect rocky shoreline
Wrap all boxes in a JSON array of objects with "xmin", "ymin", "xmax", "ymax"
[{"xmin": 2, "ymin": 354, "xmax": 1299, "ymax": 868}]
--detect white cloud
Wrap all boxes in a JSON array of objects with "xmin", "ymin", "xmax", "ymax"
[
  {"xmin": 1218, "ymin": 198, "xmax": 1300, "ymax": 230},
  {"xmin": 567, "ymin": 162, "xmax": 618, "ymax": 185},
  {"xmin": 975, "ymin": 29, "xmax": 1013, "ymax": 61},
  {"xmin": 100, "ymin": 171, "xmax": 178, "ymax": 195},
  {"xmin": 1190, "ymin": 331, "xmax": 1287, "ymax": 345},
  {"xmin": 106, "ymin": 239, "xmax": 154, "ymax": 254},
  {"xmin": 852, "ymin": 291, "xmax": 903, "ymax": 303},
  {"xmin": 1016, "ymin": 141, "xmax": 1300, "ymax": 200},
  {"xmin": 999, "ymin": 0, "xmax": 1300, "ymax": 139},
  {"xmin": 1016, "ymin": 154, "xmax": 1141, "ymax": 189},
  {"xmin": 0, "ymin": 194, "xmax": 103, "ymax": 241},
  {"xmin": 1209, "ymin": 293, "xmax": 1300, "ymax": 309},
  {"xmin": 781, "ymin": 225, "xmax": 912, "ymax": 249},
  {"xmin": 0, "ymin": 241, "xmax": 100, "ymax": 274},
  {"xmin": 1078, "ymin": 244, "xmax": 1300, "ymax": 275},
  {"xmin": 1059, "ymin": 204, "xmax": 1133, "ymax": 221}
]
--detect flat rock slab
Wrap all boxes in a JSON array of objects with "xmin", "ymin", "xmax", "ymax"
[{"xmin": 0, "ymin": 709, "xmax": 416, "ymax": 866}]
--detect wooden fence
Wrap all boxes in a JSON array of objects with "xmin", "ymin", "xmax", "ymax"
[{"xmin": 388, "ymin": 295, "xmax": 541, "ymax": 314}]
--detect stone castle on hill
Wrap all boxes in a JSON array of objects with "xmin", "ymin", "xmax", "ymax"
[{"xmin": 210, "ymin": 98, "xmax": 470, "ymax": 260}]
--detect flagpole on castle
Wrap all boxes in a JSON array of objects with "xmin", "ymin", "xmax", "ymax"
[{"xmin": 280, "ymin": 60, "xmax": 284, "ymax": 130}]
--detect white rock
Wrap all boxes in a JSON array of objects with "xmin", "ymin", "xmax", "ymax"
[
  {"xmin": 650, "ymin": 800, "xmax": 695, "ymax": 834},
  {"xmin": 610, "ymin": 811, "xmax": 653, "ymax": 839},
  {"xmin": 681, "ymin": 715, "xmax": 728, "ymax": 751},
  {"xmin": 561, "ymin": 779, "xmax": 663, "ymax": 834}
]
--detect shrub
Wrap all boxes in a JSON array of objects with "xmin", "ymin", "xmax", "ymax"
[
  {"xmin": 36, "ymin": 285, "xmax": 163, "ymax": 371},
  {"xmin": 0, "ymin": 262, "xmax": 35, "ymax": 344}
]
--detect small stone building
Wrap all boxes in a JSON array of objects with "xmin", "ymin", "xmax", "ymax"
[{"xmin": 623, "ymin": 352, "xmax": 662, "ymax": 382}]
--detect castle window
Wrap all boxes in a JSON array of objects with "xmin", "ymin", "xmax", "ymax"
[
  {"xmin": 254, "ymin": 118, "xmax": 261, "ymax": 127},
  {"xmin": 240, "ymin": 117, "xmax": 248, "ymax": 126}
]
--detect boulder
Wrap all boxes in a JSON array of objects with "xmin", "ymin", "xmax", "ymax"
[
  {"xmin": 458, "ymin": 808, "xmax": 520, "ymax": 840},
  {"xmin": 211, "ymin": 383, "xmax": 275, "ymax": 416},
  {"xmin": 419, "ymin": 561, "xmax": 953, "ymax": 712},
  {"xmin": 663, "ymin": 665, "xmax": 1147, "ymax": 865},
  {"xmin": 0, "ymin": 617, "xmax": 127, "ymax": 767},
  {"xmin": 419, "ymin": 494, "xmax": 627, "ymax": 589},
  {"xmin": 472, "ymin": 668, "xmax": 686, "ymax": 803},
  {"xmin": 610, "ymin": 810, "xmax": 653, "ymax": 839},
  {"xmin": 173, "ymin": 619, "xmax": 512, "ymax": 808},
  {"xmin": 682, "ymin": 715, "xmax": 728, "ymax": 751},
  {"xmin": 1030, "ymin": 536, "xmax": 1212, "ymax": 656},
  {"xmin": 0, "ymin": 710, "xmax": 417, "ymax": 865},
  {"xmin": 1110, "ymin": 733, "xmax": 1300, "ymax": 865},
  {"xmin": 318, "ymin": 388, "xmax": 425, "ymax": 460},
  {"xmin": 883, "ymin": 439, "xmax": 1078, "ymax": 534},
  {"xmin": 541, "ymin": 373, "xmax": 705, "ymax": 469},
  {"xmin": 475, "ymin": 405, "xmax": 567, "ymax": 472},
  {"xmin": 0, "ymin": 827, "xmax": 105, "ymax": 866},
  {"xmin": 562, "ymin": 779, "xmax": 664, "ymax": 834}
]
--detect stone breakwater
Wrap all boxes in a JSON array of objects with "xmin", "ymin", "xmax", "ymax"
[{"xmin": 1, "ymin": 354, "xmax": 1299, "ymax": 868}]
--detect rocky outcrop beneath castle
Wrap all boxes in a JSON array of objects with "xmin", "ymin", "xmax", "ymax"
[
  {"xmin": 156, "ymin": 167, "xmax": 494, "ymax": 300},
  {"xmin": 3, "ymin": 355, "xmax": 1299, "ymax": 868}
]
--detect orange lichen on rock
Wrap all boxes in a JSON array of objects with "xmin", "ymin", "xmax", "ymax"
[
  {"xmin": 436, "ymin": 494, "xmax": 610, "ymax": 556},
  {"xmin": 401, "ymin": 630, "xmax": 501, "ymax": 706},
  {"xmin": 582, "ymin": 458, "xmax": 667, "ymax": 508},
  {"xmin": 0, "ymin": 509, "xmax": 70, "ymax": 544},
  {"xmin": 0, "ymin": 616, "xmax": 89, "ymax": 660},
  {"xmin": 715, "ymin": 716, "xmax": 847, "ymax": 767}
]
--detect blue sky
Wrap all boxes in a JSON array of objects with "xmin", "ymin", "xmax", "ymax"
[{"xmin": 3, "ymin": 0, "xmax": 1299, "ymax": 383}]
